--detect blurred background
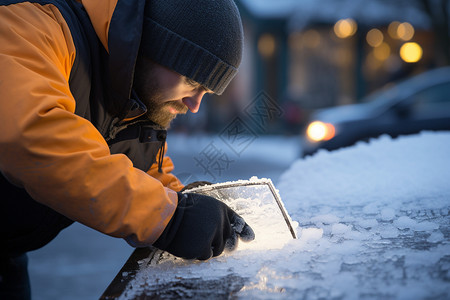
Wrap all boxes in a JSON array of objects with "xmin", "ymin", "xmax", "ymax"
[
  {"xmin": 171, "ymin": 0, "xmax": 450, "ymax": 140},
  {"xmin": 28, "ymin": 0, "xmax": 450, "ymax": 299}
]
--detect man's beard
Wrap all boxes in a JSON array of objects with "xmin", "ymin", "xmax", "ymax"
[
  {"xmin": 144, "ymin": 93, "xmax": 188, "ymax": 128},
  {"xmin": 133, "ymin": 70, "xmax": 188, "ymax": 128}
]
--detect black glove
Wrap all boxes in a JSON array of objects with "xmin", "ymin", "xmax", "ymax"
[
  {"xmin": 153, "ymin": 192, "xmax": 255, "ymax": 260},
  {"xmin": 180, "ymin": 181, "xmax": 213, "ymax": 192}
]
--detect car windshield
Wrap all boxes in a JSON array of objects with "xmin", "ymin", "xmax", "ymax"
[
  {"xmin": 361, "ymin": 83, "xmax": 400, "ymax": 108},
  {"xmin": 360, "ymin": 68, "xmax": 450, "ymax": 110}
]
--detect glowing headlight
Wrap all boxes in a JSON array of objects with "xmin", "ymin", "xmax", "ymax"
[{"xmin": 306, "ymin": 121, "xmax": 336, "ymax": 142}]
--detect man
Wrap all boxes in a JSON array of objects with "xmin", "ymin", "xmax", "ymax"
[{"xmin": 0, "ymin": 0, "xmax": 255, "ymax": 298}]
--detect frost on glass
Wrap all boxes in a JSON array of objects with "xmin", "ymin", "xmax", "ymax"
[{"xmin": 183, "ymin": 177, "xmax": 298, "ymax": 247}]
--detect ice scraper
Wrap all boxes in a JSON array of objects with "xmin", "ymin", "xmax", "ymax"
[{"xmin": 183, "ymin": 177, "xmax": 297, "ymax": 250}]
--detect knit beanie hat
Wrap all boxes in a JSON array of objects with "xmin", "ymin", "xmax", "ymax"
[{"xmin": 139, "ymin": 0, "xmax": 244, "ymax": 95}]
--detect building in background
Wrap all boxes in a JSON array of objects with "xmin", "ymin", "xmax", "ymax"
[
  {"xmin": 171, "ymin": 0, "xmax": 448, "ymax": 135},
  {"xmin": 285, "ymin": 0, "xmax": 436, "ymax": 124}
]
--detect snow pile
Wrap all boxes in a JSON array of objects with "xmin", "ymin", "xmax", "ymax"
[
  {"xmin": 276, "ymin": 132, "xmax": 450, "ymax": 299},
  {"xmin": 121, "ymin": 132, "xmax": 450, "ymax": 299}
]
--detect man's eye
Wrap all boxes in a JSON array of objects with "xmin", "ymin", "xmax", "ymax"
[{"xmin": 185, "ymin": 77, "xmax": 199, "ymax": 88}]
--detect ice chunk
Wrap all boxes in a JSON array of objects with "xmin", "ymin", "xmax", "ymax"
[
  {"xmin": 394, "ymin": 216, "xmax": 417, "ymax": 229},
  {"xmin": 378, "ymin": 225, "xmax": 399, "ymax": 238},
  {"xmin": 311, "ymin": 214, "xmax": 340, "ymax": 224},
  {"xmin": 299, "ymin": 227, "xmax": 323, "ymax": 242},
  {"xmin": 414, "ymin": 221, "xmax": 439, "ymax": 231},
  {"xmin": 358, "ymin": 218, "xmax": 378, "ymax": 229},
  {"xmin": 331, "ymin": 223, "xmax": 351, "ymax": 235},
  {"xmin": 394, "ymin": 216, "xmax": 439, "ymax": 231},
  {"xmin": 427, "ymin": 231, "xmax": 444, "ymax": 243},
  {"xmin": 362, "ymin": 203, "xmax": 379, "ymax": 215},
  {"xmin": 380, "ymin": 208, "xmax": 396, "ymax": 221}
]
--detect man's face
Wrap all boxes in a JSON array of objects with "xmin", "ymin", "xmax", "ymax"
[{"xmin": 133, "ymin": 58, "xmax": 212, "ymax": 128}]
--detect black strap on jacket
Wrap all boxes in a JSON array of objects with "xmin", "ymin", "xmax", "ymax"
[{"xmin": 106, "ymin": 117, "xmax": 167, "ymax": 173}]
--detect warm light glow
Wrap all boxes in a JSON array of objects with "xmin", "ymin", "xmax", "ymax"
[
  {"xmin": 373, "ymin": 42, "xmax": 391, "ymax": 61},
  {"xmin": 366, "ymin": 28, "xmax": 384, "ymax": 47},
  {"xmin": 400, "ymin": 42, "xmax": 423, "ymax": 63},
  {"xmin": 334, "ymin": 18, "xmax": 357, "ymax": 39},
  {"xmin": 388, "ymin": 21, "xmax": 401, "ymax": 39},
  {"xmin": 306, "ymin": 121, "xmax": 336, "ymax": 142},
  {"xmin": 258, "ymin": 34, "xmax": 276, "ymax": 58},
  {"xmin": 397, "ymin": 22, "xmax": 415, "ymax": 41}
]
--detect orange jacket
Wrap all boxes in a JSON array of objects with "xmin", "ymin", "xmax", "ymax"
[{"xmin": 0, "ymin": 0, "xmax": 184, "ymax": 250}]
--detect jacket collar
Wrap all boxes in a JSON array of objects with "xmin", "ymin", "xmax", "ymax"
[{"xmin": 81, "ymin": 0, "xmax": 147, "ymax": 121}]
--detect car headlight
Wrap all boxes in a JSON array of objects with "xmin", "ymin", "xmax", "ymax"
[{"xmin": 306, "ymin": 121, "xmax": 336, "ymax": 142}]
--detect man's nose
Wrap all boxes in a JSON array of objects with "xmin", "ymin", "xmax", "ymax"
[{"xmin": 182, "ymin": 91, "xmax": 207, "ymax": 113}]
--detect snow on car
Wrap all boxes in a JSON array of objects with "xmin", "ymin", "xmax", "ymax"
[{"xmin": 118, "ymin": 131, "xmax": 450, "ymax": 300}]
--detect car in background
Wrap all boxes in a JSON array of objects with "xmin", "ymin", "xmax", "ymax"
[{"xmin": 301, "ymin": 66, "xmax": 450, "ymax": 157}]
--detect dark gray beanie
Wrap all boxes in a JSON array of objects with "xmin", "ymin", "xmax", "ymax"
[{"xmin": 140, "ymin": 0, "xmax": 244, "ymax": 95}]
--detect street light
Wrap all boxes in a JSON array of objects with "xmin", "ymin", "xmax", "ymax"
[
  {"xmin": 366, "ymin": 28, "xmax": 384, "ymax": 47},
  {"xmin": 397, "ymin": 22, "xmax": 415, "ymax": 41},
  {"xmin": 334, "ymin": 18, "xmax": 357, "ymax": 39},
  {"xmin": 388, "ymin": 21, "xmax": 401, "ymax": 39},
  {"xmin": 400, "ymin": 42, "xmax": 423, "ymax": 63}
]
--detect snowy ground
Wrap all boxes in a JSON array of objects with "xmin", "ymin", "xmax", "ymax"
[
  {"xmin": 27, "ymin": 134, "xmax": 300, "ymax": 300},
  {"xmin": 119, "ymin": 131, "xmax": 450, "ymax": 300}
]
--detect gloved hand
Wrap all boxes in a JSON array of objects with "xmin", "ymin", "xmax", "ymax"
[
  {"xmin": 180, "ymin": 181, "xmax": 213, "ymax": 192},
  {"xmin": 153, "ymin": 192, "xmax": 255, "ymax": 260}
]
